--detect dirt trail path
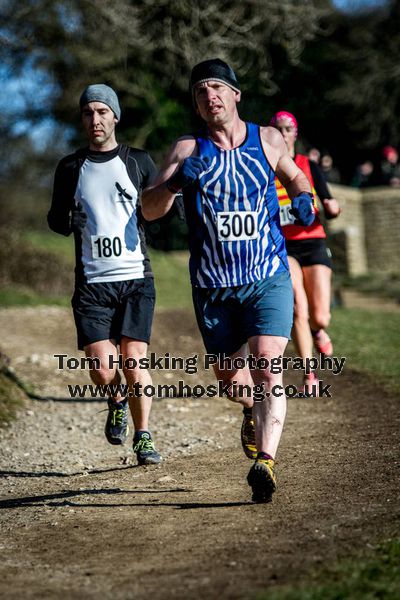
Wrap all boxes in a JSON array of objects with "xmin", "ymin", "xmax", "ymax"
[{"xmin": 0, "ymin": 307, "xmax": 398, "ymax": 600}]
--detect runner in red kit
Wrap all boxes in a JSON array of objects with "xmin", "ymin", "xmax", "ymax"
[{"xmin": 270, "ymin": 111, "xmax": 341, "ymax": 393}]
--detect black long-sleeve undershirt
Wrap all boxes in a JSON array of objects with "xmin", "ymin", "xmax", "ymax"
[{"xmin": 309, "ymin": 159, "xmax": 332, "ymax": 201}]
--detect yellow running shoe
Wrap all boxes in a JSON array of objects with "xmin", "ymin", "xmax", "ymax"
[
  {"xmin": 241, "ymin": 408, "xmax": 257, "ymax": 459},
  {"xmin": 247, "ymin": 455, "xmax": 276, "ymax": 503}
]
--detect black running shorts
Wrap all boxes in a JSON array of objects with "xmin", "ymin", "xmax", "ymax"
[
  {"xmin": 72, "ymin": 277, "xmax": 155, "ymax": 350},
  {"xmin": 285, "ymin": 238, "xmax": 332, "ymax": 269}
]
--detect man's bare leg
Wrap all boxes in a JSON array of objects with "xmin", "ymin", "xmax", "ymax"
[
  {"xmin": 247, "ymin": 335, "xmax": 288, "ymax": 458},
  {"xmin": 120, "ymin": 336, "xmax": 161, "ymax": 464},
  {"xmin": 246, "ymin": 334, "xmax": 289, "ymax": 503},
  {"xmin": 84, "ymin": 339, "xmax": 128, "ymax": 445},
  {"xmin": 212, "ymin": 343, "xmax": 258, "ymax": 458}
]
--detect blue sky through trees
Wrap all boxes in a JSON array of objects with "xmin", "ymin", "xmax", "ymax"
[
  {"xmin": 1, "ymin": 0, "xmax": 390, "ymax": 151},
  {"xmin": 332, "ymin": 0, "xmax": 387, "ymax": 9}
]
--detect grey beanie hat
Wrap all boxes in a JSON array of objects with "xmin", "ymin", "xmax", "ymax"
[{"xmin": 79, "ymin": 84, "xmax": 121, "ymax": 120}]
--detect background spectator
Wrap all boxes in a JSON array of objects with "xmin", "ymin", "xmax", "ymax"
[
  {"xmin": 380, "ymin": 146, "xmax": 400, "ymax": 187},
  {"xmin": 351, "ymin": 160, "xmax": 375, "ymax": 188},
  {"xmin": 320, "ymin": 154, "xmax": 341, "ymax": 184},
  {"xmin": 308, "ymin": 147, "xmax": 321, "ymax": 164}
]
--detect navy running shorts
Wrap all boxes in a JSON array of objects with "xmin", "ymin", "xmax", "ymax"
[
  {"xmin": 192, "ymin": 271, "xmax": 294, "ymax": 357},
  {"xmin": 72, "ymin": 277, "xmax": 155, "ymax": 350},
  {"xmin": 285, "ymin": 238, "xmax": 332, "ymax": 268}
]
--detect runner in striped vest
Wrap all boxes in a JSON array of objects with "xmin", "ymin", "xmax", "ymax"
[{"xmin": 142, "ymin": 60, "xmax": 316, "ymax": 503}]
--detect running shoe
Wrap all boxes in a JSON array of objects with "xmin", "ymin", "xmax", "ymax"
[
  {"xmin": 312, "ymin": 329, "xmax": 333, "ymax": 356},
  {"xmin": 104, "ymin": 397, "xmax": 129, "ymax": 445},
  {"xmin": 133, "ymin": 431, "xmax": 162, "ymax": 465},
  {"xmin": 303, "ymin": 371, "xmax": 319, "ymax": 397},
  {"xmin": 247, "ymin": 455, "xmax": 276, "ymax": 503},
  {"xmin": 241, "ymin": 408, "xmax": 257, "ymax": 460}
]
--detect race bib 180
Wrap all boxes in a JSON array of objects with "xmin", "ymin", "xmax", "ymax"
[
  {"xmin": 91, "ymin": 235, "xmax": 123, "ymax": 259},
  {"xmin": 217, "ymin": 211, "xmax": 258, "ymax": 242}
]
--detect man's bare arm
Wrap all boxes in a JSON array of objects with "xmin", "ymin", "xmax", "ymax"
[
  {"xmin": 261, "ymin": 126, "xmax": 314, "ymax": 226},
  {"xmin": 276, "ymin": 153, "xmax": 312, "ymax": 199},
  {"xmin": 141, "ymin": 136, "xmax": 196, "ymax": 221}
]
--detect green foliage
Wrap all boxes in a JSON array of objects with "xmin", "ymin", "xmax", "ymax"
[
  {"xmin": 257, "ymin": 539, "xmax": 400, "ymax": 600},
  {"xmin": 330, "ymin": 306, "xmax": 400, "ymax": 394},
  {"xmin": 145, "ymin": 212, "xmax": 188, "ymax": 252},
  {"xmin": 327, "ymin": 1, "xmax": 400, "ymax": 149},
  {"xmin": 271, "ymin": 0, "xmax": 399, "ymax": 180},
  {"xmin": 0, "ymin": 0, "xmax": 331, "ymax": 156},
  {"xmin": 2, "ymin": 0, "xmax": 398, "ymax": 187}
]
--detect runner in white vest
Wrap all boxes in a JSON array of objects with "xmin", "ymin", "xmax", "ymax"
[{"xmin": 48, "ymin": 84, "xmax": 161, "ymax": 465}]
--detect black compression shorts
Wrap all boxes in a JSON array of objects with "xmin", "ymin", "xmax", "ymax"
[
  {"xmin": 285, "ymin": 238, "xmax": 332, "ymax": 269},
  {"xmin": 72, "ymin": 278, "xmax": 155, "ymax": 350}
]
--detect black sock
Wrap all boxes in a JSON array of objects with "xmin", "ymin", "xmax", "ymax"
[
  {"xmin": 109, "ymin": 396, "xmax": 126, "ymax": 404},
  {"xmin": 257, "ymin": 452, "xmax": 274, "ymax": 461},
  {"xmin": 243, "ymin": 406, "xmax": 252, "ymax": 416}
]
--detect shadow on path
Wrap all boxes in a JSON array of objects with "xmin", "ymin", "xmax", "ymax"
[
  {"xmin": 0, "ymin": 465, "xmax": 144, "ymax": 478},
  {"xmin": 0, "ymin": 487, "xmax": 250, "ymax": 510}
]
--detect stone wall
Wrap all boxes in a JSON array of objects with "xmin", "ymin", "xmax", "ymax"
[
  {"xmin": 326, "ymin": 184, "xmax": 400, "ymax": 276},
  {"xmin": 362, "ymin": 188, "xmax": 400, "ymax": 273}
]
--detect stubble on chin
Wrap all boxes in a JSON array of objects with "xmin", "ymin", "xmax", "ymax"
[
  {"xmin": 92, "ymin": 139, "xmax": 105, "ymax": 148},
  {"xmin": 90, "ymin": 132, "xmax": 110, "ymax": 148}
]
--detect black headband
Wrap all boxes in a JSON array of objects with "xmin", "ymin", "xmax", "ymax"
[{"xmin": 190, "ymin": 59, "xmax": 240, "ymax": 93}]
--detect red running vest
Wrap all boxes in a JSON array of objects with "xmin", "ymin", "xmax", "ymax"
[{"xmin": 275, "ymin": 154, "xmax": 326, "ymax": 240}]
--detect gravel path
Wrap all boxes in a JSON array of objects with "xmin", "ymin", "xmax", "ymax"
[
  {"xmin": 0, "ymin": 307, "xmax": 238, "ymax": 475},
  {"xmin": 0, "ymin": 306, "xmax": 399, "ymax": 600}
]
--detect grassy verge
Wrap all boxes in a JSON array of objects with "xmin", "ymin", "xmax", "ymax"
[
  {"xmin": 149, "ymin": 248, "xmax": 192, "ymax": 310},
  {"xmin": 264, "ymin": 310, "xmax": 400, "ymax": 599},
  {"xmin": 257, "ymin": 539, "xmax": 400, "ymax": 600},
  {"xmin": 23, "ymin": 230, "xmax": 75, "ymax": 265},
  {"xmin": 340, "ymin": 271, "xmax": 400, "ymax": 303},
  {"xmin": 2, "ymin": 230, "xmax": 192, "ymax": 310},
  {"xmin": 0, "ymin": 356, "xmax": 26, "ymax": 426},
  {"xmin": 330, "ymin": 307, "xmax": 400, "ymax": 394},
  {"xmin": 0, "ymin": 286, "xmax": 70, "ymax": 307}
]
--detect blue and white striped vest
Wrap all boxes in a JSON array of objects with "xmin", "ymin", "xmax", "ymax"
[{"xmin": 183, "ymin": 122, "xmax": 288, "ymax": 287}]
